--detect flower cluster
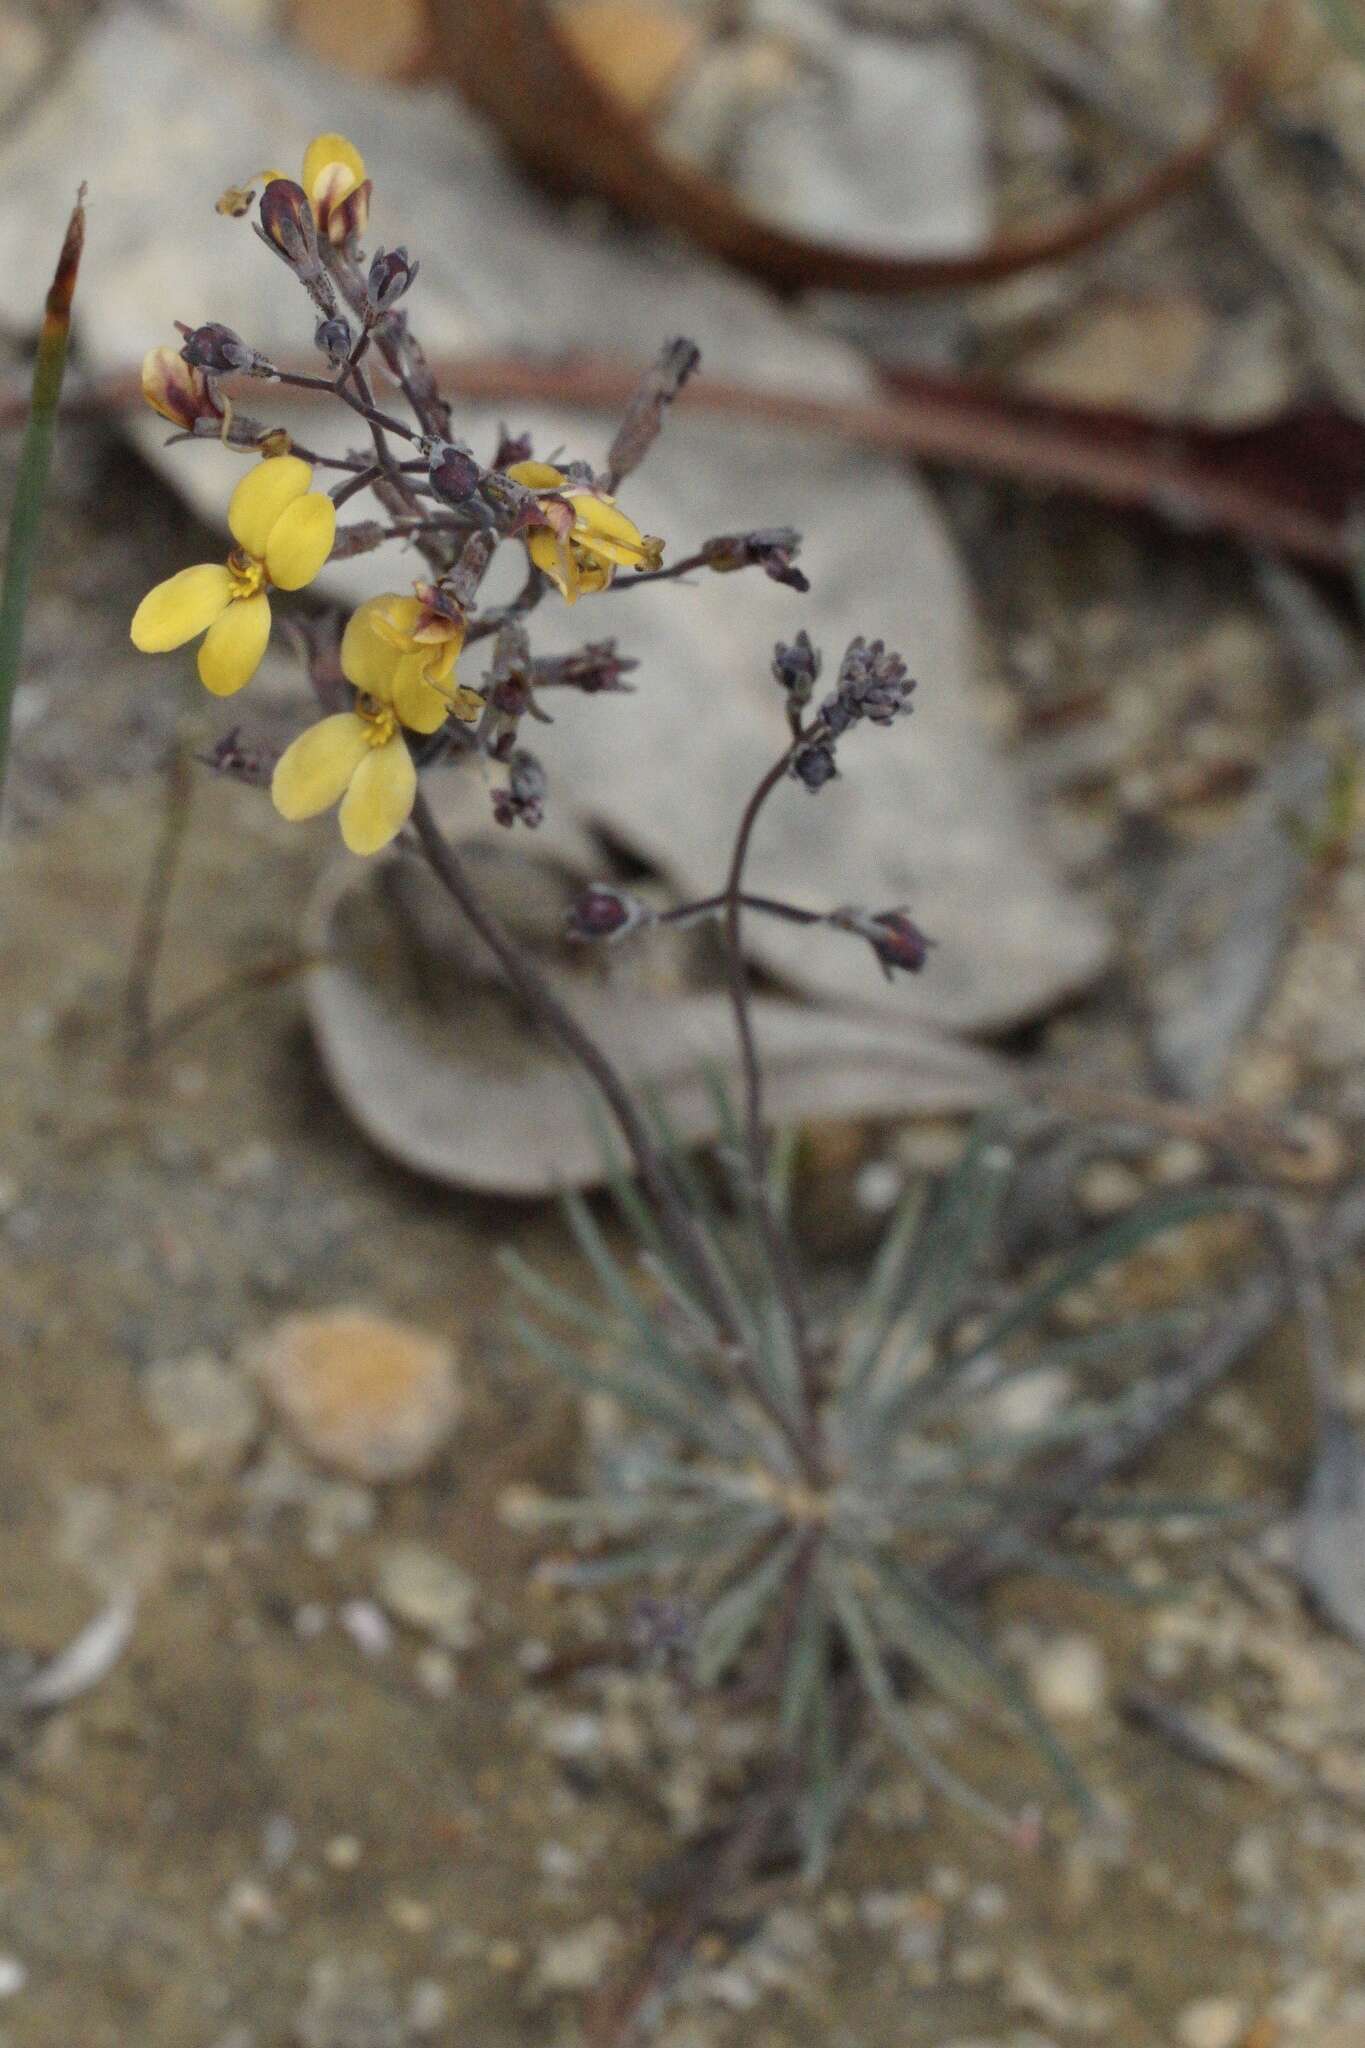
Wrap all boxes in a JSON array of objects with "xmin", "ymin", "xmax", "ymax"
[
  {"xmin": 130, "ymin": 129, "xmax": 670, "ymax": 854},
  {"xmin": 786, "ymin": 634, "xmax": 916, "ymax": 792}
]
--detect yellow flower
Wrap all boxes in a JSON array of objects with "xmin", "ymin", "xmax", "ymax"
[
  {"xmin": 301, "ymin": 132, "xmax": 370, "ymax": 244},
  {"xmin": 271, "ymin": 592, "xmax": 482, "ymax": 857},
  {"xmin": 140, "ymin": 346, "xmax": 224, "ymax": 433},
  {"xmin": 218, "ymin": 133, "xmax": 370, "ymax": 244},
  {"xmin": 506, "ymin": 461, "xmax": 663, "ymax": 604},
  {"xmin": 130, "ymin": 457, "xmax": 337, "ymax": 697}
]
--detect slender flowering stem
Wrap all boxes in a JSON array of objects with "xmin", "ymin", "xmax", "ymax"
[
  {"xmin": 0, "ymin": 189, "xmax": 84, "ymax": 814},
  {"xmin": 408, "ymin": 789, "xmax": 812, "ymax": 1468},
  {"xmin": 721, "ymin": 740, "xmax": 817, "ymax": 1415}
]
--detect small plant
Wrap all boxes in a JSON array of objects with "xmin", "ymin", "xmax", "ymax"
[
  {"xmin": 132, "ymin": 133, "xmax": 1256, "ymax": 1909},
  {"xmin": 507, "ymin": 1111, "xmax": 1240, "ymax": 1867}
]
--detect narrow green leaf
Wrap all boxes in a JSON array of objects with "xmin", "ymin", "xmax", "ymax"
[
  {"xmin": 876, "ymin": 1554, "xmax": 1095, "ymax": 1817},
  {"xmin": 796, "ymin": 1659, "xmax": 844, "ymax": 1883},
  {"xmin": 542, "ymin": 1512, "xmax": 773, "ymax": 1588},
  {"xmin": 693, "ymin": 1532, "xmax": 804, "ymax": 1687},
  {"xmin": 826, "ymin": 1565, "xmax": 1018, "ymax": 1834},
  {"xmin": 559, "ymin": 1189, "xmax": 742, "ymax": 1426},
  {"xmin": 0, "ymin": 191, "xmax": 85, "ymax": 813},
  {"xmin": 511, "ymin": 1313, "xmax": 738, "ymax": 1457},
  {"xmin": 780, "ymin": 1579, "xmax": 827, "ymax": 1744},
  {"xmin": 916, "ymin": 1309, "xmax": 1200, "ymax": 1422},
  {"xmin": 952, "ymin": 1187, "xmax": 1242, "ymax": 1376},
  {"xmin": 499, "ymin": 1246, "xmax": 625, "ymax": 1343},
  {"xmin": 856, "ymin": 1122, "xmax": 1017, "ymax": 1435},
  {"xmin": 840, "ymin": 1180, "xmax": 928, "ymax": 1404}
]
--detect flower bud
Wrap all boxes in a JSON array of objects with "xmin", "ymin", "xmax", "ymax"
[
  {"xmin": 705, "ymin": 526, "xmax": 808, "ymax": 592},
  {"xmin": 141, "ymin": 345, "xmax": 224, "ymax": 432},
  {"xmin": 567, "ymin": 885, "xmax": 651, "ymax": 942},
  {"xmin": 257, "ymin": 178, "xmax": 318, "ymax": 270},
  {"xmin": 866, "ymin": 911, "xmax": 931, "ymax": 977},
  {"xmin": 427, "ymin": 440, "xmax": 482, "ymax": 507},
  {"xmin": 177, "ymin": 321, "xmax": 258, "ymax": 376},
  {"xmin": 792, "ymin": 740, "xmax": 837, "ymax": 792},
  {"xmin": 772, "ymin": 631, "xmax": 821, "ymax": 707},
  {"xmin": 314, "ymin": 316, "xmax": 353, "ymax": 367},
  {"xmin": 491, "ymin": 749, "xmax": 547, "ymax": 829},
  {"xmin": 367, "ymin": 245, "xmax": 419, "ymax": 313}
]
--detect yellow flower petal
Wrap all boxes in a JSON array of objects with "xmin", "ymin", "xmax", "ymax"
[
  {"xmin": 391, "ymin": 659, "xmax": 451, "ymax": 735},
  {"xmin": 366, "ymin": 593, "xmax": 423, "ymax": 651},
  {"xmin": 264, "ymin": 492, "xmax": 336, "ymax": 590},
  {"xmin": 527, "ymin": 527, "xmax": 573, "ymax": 600},
  {"xmin": 228, "ymin": 456, "xmax": 313, "ymax": 560},
  {"xmin": 340, "ymin": 597, "xmax": 405, "ymax": 696},
  {"xmin": 302, "ymin": 132, "xmax": 365, "ymax": 205},
  {"xmin": 339, "ymin": 735, "xmax": 416, "ymax": 855},
  {"xmin": 573, "ymin": 493, "xmax": 647, "ymax": 549},
  {"xmin": 130, "ymin": 564, "xmax": 233, "ymax": 651},
  {"xmin": 271, "ymin": 713, "xmax": 370, "ymax": 821},
  {"xmin": 506, "ymin": 460, "xmax": 566, "ymax": 490},
  {"xmin": 577, "ymin": 531, "xmax": 647, "ymax": 570},
  {"xmin": 571, "ymin": 552, "xmax": 613, "ymax": 597},
  {"xmin": 197, "ymin": 591, "xmax": 271, "ymax": 696}
]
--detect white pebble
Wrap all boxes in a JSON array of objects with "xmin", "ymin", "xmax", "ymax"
[
  {"xmin": 1177, "ymin": 1996, "xmax": 1247, "ymax": 2048},
  {"xmin": 0, "ymin": 1958, "xmax": 26, "ymax": 1999}
]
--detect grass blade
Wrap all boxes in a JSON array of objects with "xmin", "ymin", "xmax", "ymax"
[{"xmin": 0, "ymin": 190, "xmax": 85, "ymax": 813}]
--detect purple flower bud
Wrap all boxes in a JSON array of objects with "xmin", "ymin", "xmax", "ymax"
[
  {"xmin": 178, "ymin": 321, "xmax": 257, "ymax": 375},
  {"xmin": 367, "ymin": 245, "xmax": 419, "ymax": 313},
  {"xmin": 866, "ymin": 911, "xmax": 932, "ymax": 977},
  {"xmin": 491, "ymin": 748, "xmax": 547, "ymax": 829},
  {"xmin": 772, "ymin": 630, "xmax": 821, "ymax": 705},
  {"xmin": 257, "ymin": 178, "xmax": 319, "ymax": 270},
  {"xmin": 427, "ymin": 439, "xmax": 482, "ymax": 506},
  {"xmin": 792, "ymin": 741, "xmax": 837, "ymax": 792},
  {"xmin": 835, "ymin": 637, "xmax": 914, "ymax": 726},
  {"xmin": 705, "ymin": 526, "xmax": 809, "ymax": 592},
  {"xmin": 566, "ymin": 885, "xmax": 650, "ymax": 942},
  {"xmin": 314, "ymin": 316, "xmax": 353, "ymax": 366}
]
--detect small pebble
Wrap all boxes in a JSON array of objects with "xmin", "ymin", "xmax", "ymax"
[
  {"xmin": 0, "ymin": 1959, "xmax": 26, "ymax": 1999},
  {"xmin": 407, "ymin": 1981, "xmax": 450, "ymax": 2036},
  {"xmin": 1076, "ymin": 1160, "xmax": 1144, "ymax": 1218},
  {"xmin": 246, "ymin": 1308, "xmax": 461, "ymax": 1482},
  {"xmin": 376, "ymin": 1543, "xmax": 478, "ymax": 1650},
  {"xmin": 324, "ymin": 1835, "xmax": 362, "ymax": 1872},
  {"xmin": 338, "ymin": 1599, "xmax": 394, "ymax": 1659},
  {"xmin": 1026, "ymin": 1633, "xmax": 1108, "ymax": 1720},
  {"xmin": 1177, "ymin": 1996, "xmax": 1247, "ymax": 2048},
  {"xmin": 532, "ymin": 1919, "xmax": 620, "ymax": 1994},
  {"xmin": 139, "ymin": 1351, "xmax": 260, "ymax": 1472}
]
